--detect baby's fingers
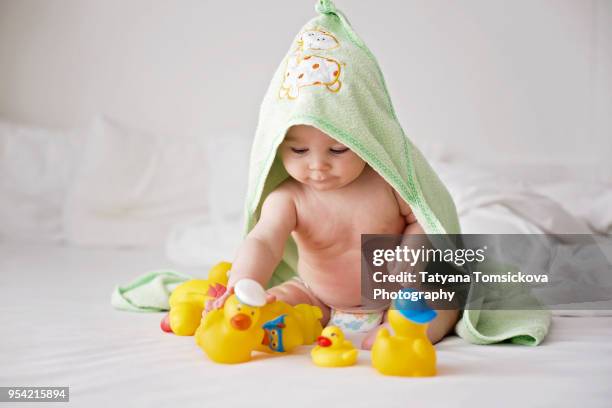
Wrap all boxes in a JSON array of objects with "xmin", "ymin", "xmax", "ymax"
[
  {"xmin": 203, "ymin": 299, "xmax": 215, "ymax": 317},
  {"xmin": 202, "ymin": 287, "xmax": 233, "ymax": 317},
  {"xmin": 215, "ymin": 287, "xmax": 233, "ymax": 308},
  {"xmin": 265, "ymin": 293, "xmax": 277, "ymax": 304}
]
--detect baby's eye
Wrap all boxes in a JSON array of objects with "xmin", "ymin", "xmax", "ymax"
[
  {"xmin": 330, "ymin": 147, "xmax": 349, "ymax": 155},
  {"xmin": 291, "ymin": 147, "xmax": 309, "ymax": 154}
]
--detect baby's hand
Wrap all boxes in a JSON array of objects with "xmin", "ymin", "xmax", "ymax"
[
  {"xmin": 265, "ymin": 292, "xmax": 277, "ymax": 304},
  {"xmin": 203, "ymin": 287, "xmax": 233, "ymax": 316},
  {"xmin": 202, "ymin": 287, "xmax": 277, "ymax": 317}
]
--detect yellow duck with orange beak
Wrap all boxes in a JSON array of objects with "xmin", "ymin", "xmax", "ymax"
[
  {"xmin": 311, "ymin": 326, "xmax": 358, "ymax": 367},
  {"xmin": 161, "ymin": 261, "xmax": 231, "ymax": 336},
  {"xmin": 195, "ymin": 279, "xmax": 265, "ymax": 364}
]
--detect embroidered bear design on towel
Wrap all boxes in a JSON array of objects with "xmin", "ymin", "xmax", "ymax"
[
  {"xmin": 279, "ymin": 28, "xmax": 344, "ymax": 99},
  {"xmin": 298, "ymin": 29, "xmax": 340, "ymax": 51}
]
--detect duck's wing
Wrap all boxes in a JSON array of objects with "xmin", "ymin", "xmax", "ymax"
[
  {"xmin": 342, "ymin": 349, "xmax": 358, "ymax": 362},
  {"xmin": 201, "ymin": 309, "xmax": 222, "ymax": 331},
  {"xmin": 412, "ymin": 338, "xmax": 430, "ymax": 358},
  {"xmin": 376, "ymin": 327, "xmax": 390, "ymax": 340}
]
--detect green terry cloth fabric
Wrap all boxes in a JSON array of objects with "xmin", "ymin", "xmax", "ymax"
[
  {"xmin": 243, "ymin": 0, "xmax": 550, "ymax": 345},
  {"xmin": 455, "ymin": 259, "xmax": 552, "ymax": 346},
  {"xmin": 111, "ymin": 270, "xmax": 191, "ymax": 312}
]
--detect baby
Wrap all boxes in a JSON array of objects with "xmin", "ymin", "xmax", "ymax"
[{"xmin": 213, "ymin": 124, "xmax": 459, "ymax": 349}]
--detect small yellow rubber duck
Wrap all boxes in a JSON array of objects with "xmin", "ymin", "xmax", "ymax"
[
  {"xmin": 194, "ymin": 279, "xmax": 266, "ymax": 364},
  {"xmin": 311, "ymin": 326, "xmax": 358, "ymax": 367},
  {"xmin": 162, "ymin": 261, "xmax": 231, "ymax": 336},
  {"xmin": 371, "ymin": 288, "xmax": 437, "ymax": 377}
]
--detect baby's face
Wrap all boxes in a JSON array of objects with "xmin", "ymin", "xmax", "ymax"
[{"xmin": 279, "ymin": 125, "xmax": 366, "ymax": 191}]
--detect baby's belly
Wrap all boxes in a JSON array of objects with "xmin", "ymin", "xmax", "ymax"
[{"xmin": 297, "ymin": 246, "xmax": 364, "ymax": 309}]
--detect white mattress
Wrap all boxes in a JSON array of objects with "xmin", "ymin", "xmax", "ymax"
[{"xmin": 1, "ymin": 243, "xmax": 611, "ymax": 407}]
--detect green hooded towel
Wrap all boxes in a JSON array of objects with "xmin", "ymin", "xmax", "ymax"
[{"xmin": 243, "ymin": 0, "xmax": 550, "ymax": 346}]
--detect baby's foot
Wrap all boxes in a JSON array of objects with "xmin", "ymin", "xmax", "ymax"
[{"xmin": 361, "ymin": 322, "xmax": 391, "ymax": 350}]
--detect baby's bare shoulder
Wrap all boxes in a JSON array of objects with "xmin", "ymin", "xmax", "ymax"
[
  {"xmin": 261, "ymin": 179, "xmax": 304, "ymax": 219},
  {"xmin": 268, "ymin": 178, "xmax": 301, "ymax": 201},
  {"xmin": 359, "ymin": 166, "xmax": 398, "ymax": 197},
  {"xmin": 255, "ymin": 180, "xmax": 298, "ymax": 237},
  {"xmin": 361, "ymin": 166, "xmax": 414, "ymax": 217}
]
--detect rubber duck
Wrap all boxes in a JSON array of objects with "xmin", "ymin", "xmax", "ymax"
[
  {"xmin": 194, "ymin": 279, "xmax": 266, "ymax": 364},
  {"xmin": 161, "ymin": 261, "xmax": 230, "ymax": 336},
  {"xmin": 371, "ymin": 288, "xmax": 437, "ymax": 377},
  {"xmin": 311, "ymin": 326, "xmax": 358, "ymax": 367},
  {"xmin": 256, "ymin": 301, "xmax": 323, "ymax": 353}
]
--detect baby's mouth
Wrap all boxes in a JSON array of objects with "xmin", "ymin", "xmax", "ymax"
[{"xmin": 309, "ymin": 174, "xmax": 332, "ymax": 183}]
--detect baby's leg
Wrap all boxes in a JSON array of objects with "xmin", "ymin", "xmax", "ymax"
[
  {"xmin": 267, "ymin": 279, "xmax": 331, "ymax": 325},
  {"xmin": 361, "ymin": 309, "xmax": 460, "ymax": 350}
]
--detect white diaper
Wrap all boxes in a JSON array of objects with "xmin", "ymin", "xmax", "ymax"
[
  {"xmin": 289, "ymin": 277, "xmax": 386, "ymax": 346},
  {"xmin": 327, "ymin": 307, "xmax": 385, "ymax": 347}
]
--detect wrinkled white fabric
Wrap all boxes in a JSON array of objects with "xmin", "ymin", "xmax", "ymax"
[
  {"xmin": 63, "ymin": 116, "xmax": 209, "ymax": 247},
  {"xmin": 0, "ymin": 118, "xmax": 80, "ymax": 243}
]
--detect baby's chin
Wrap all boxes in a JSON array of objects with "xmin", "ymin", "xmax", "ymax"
[{"xmin": 305, "ymin": 177, "xmax": 355, "ymax": 191}]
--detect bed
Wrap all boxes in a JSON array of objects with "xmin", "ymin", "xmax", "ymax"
[
  {"xmin": 1, "ymin": 116, "xmax": 611, "ymax": 406},
  {"xmin": 1, "ymin": 242, "xmax": 611, "ymax": 408}
]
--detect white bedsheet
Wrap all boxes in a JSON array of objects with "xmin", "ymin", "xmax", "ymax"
[{"xmin": 1, "ymin": 243, "xmax": 611, "ymax": 407}]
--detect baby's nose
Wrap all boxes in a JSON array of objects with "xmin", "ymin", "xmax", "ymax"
[{"xmin": 308, "ymin": 156, "xmax": 331, "ymax": 171}]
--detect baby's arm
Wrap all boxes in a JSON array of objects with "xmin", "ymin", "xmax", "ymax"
[
  {"xmin": 392, "ymin": 188, "xmax": 427, "ymax": 271},
  {"xmin": 391, "ymin": 189, "xmax": 460, "ymax": 343},
  {"xmin": 228, "ymin": 188, "xmax": 296, "ymax": 287},
  {"xmin": 392, "ymin": 189, "xmax": 422, "ymax": 233}
]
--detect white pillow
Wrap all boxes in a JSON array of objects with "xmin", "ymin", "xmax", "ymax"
[
  {"xmin": 63, "ymin": 116, "xmax": 209, "ymax": 247},
  {"xmin": 165, "ymin": 132, "xmax": 251, "ymax": 266},
  {"xmin": 0, "ymin": 118, "xmax": 79, "ymax": 243},
  {"xmin": 206, "ymin": 133, "xmax": 250, "ymax": 222}
]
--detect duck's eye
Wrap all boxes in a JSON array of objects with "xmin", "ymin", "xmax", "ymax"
[
  {"xmin": 237, "ymin": 307, "xmax": 241, "ymax": 311},
  {"xmin": 291, "ymin": 147, "xmax": 308, "ymax": 154},
  {"xmin": 250, "ymin": 311, "xmax": 254, "ymax": 316},
  {"xmin": 331, "ymin": 333, "xmax": 336, "ymax": 337},
  {"xmin": 330, "ymin": 147, "xmax": 349, "ymax": 155}
]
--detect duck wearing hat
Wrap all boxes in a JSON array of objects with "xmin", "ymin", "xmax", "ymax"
[
  {"xmin": 195, "ymin": 279, "xmax": 266, "ymax": 364},
  {"xmin": 371, "ymin": 288, "xmax": 437, "ymax": 377}
]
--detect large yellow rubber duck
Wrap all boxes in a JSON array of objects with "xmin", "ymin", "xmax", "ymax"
[
  {"xmin": 311, "ymin": 326, "xmax": 358, "ymax": 367},
  {"xmin": 371, "ymin": 288, "xmax": 437, "ymax": 377},
  {"xmin": 194, "ymin": 279, "xmax": 266, "ymax": 364},
  {"xmin": 162, "ymin": 261, "xmax": 231, "ymax": 336}
]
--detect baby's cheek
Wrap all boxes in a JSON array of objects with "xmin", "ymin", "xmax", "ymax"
[
  {"xmin": 344, "ymin": 156, "xmax": 366, "ymax": 179},
  {"xmin": 283, "ymin": 160, "xmax": 304, "ymax": 180}
]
